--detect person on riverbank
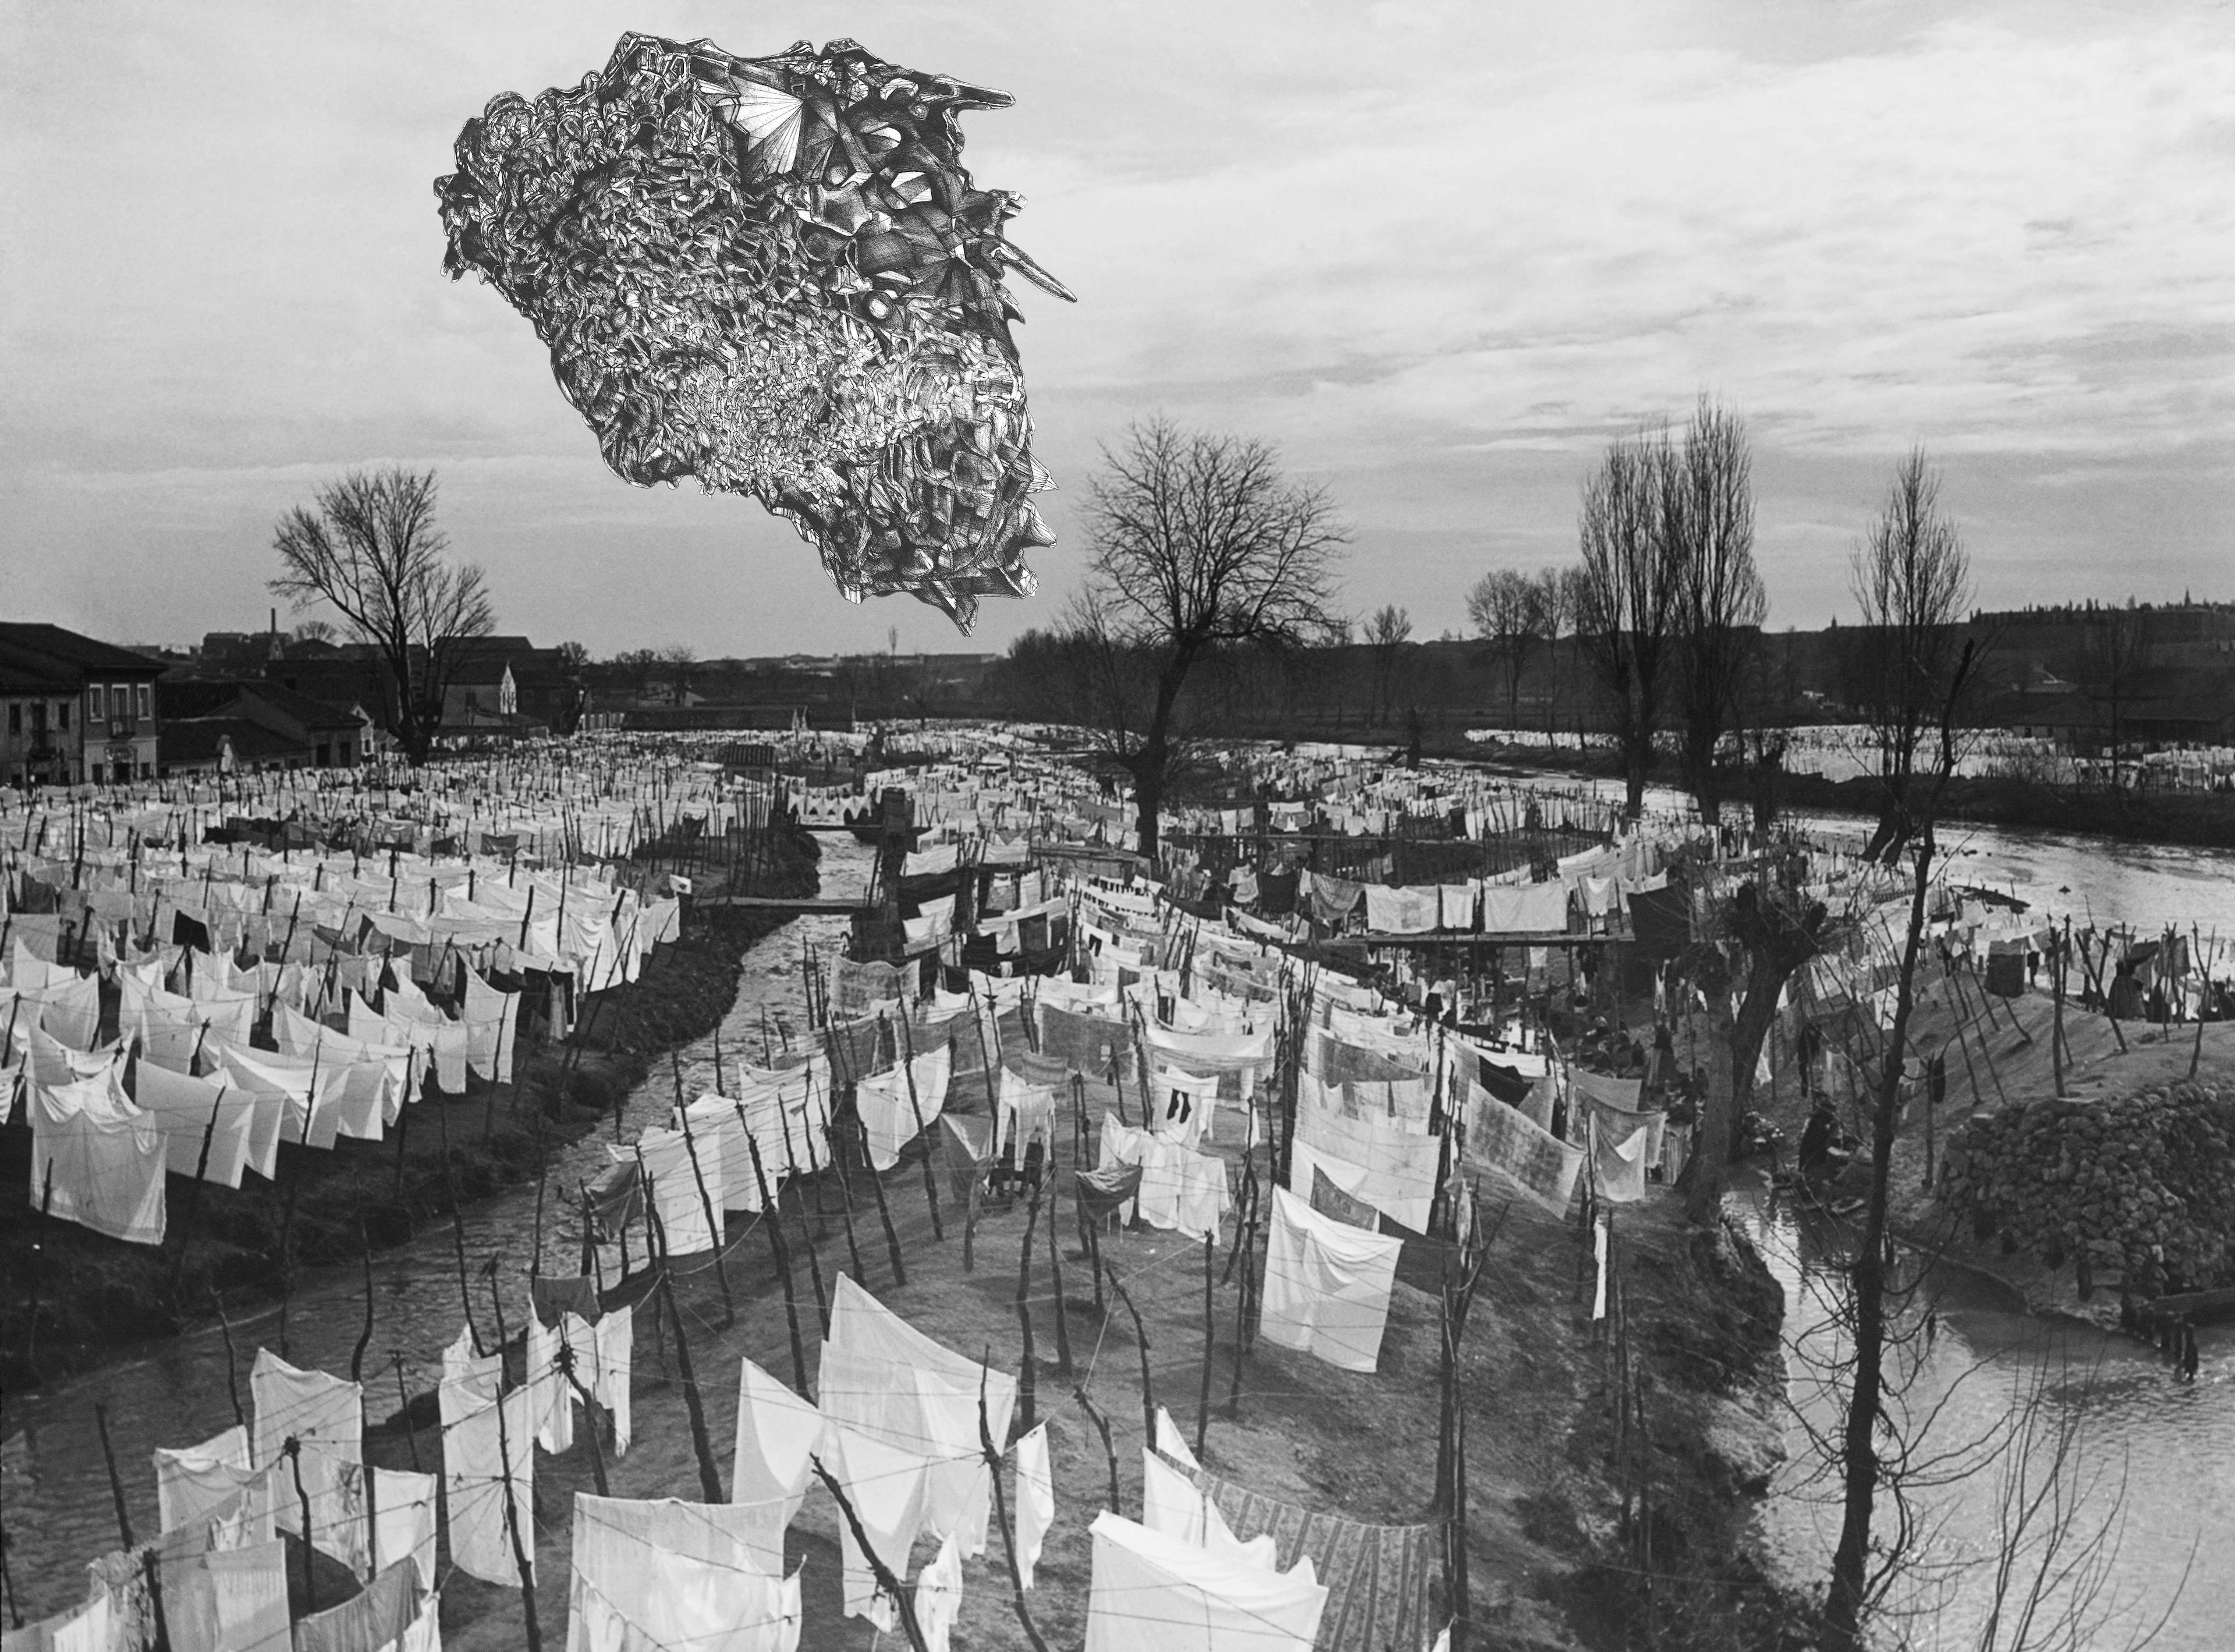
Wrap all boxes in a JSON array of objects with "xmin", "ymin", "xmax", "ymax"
[{"xmin": 1799, "ymin": 1096, "xmax": 1842, "ymax": 1182}]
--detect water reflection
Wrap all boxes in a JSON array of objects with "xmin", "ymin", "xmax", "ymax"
[{"xmin": 1737, "ymin": 1181, "xmax": 2230, "ymax": 1651}]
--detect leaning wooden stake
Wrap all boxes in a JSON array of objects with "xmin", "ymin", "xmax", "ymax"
[
  {"xmin": 165, "ymin": 1080, "xmax": 227, "ymax": 1303},
  {"xmin": 95, "ymin": 1402, "xmax": 136, "ymax": 1551},
  {"xmin": 286, "ymin": 1440, "xmax": 317, "ymax": 1612},
  {"xmin": 647, "ymin": 1197, "xmax": 727, "ymax": 1502},
  {"xmin": 1073, "ymin": 1385, "xmax": 1124, "ymax": 1519},
  {"xmin": 1195, "ymin": 1228, "xmax": 1216, "ymax": 1460},
  {"xmin": 855, "ymin": 1113, "xmax": 909, "ymax": 1288},
  {"xmin": 1014, "ymin": 1176, "xmax": 1042, "ymax": 1431},
  {"xmin": 891, "ymin": 1013, "xmax": 946, "ymax": 1240},
  {"xmin": 1043, "ymin": 1166, "xmax": 1074, "ymax": 1376},
  {"xmin": 436, "ymin": 1092, "xmax": 481, "ymax": 1353},
  {"xmin": 828, "ymin": 1116, "xmax": 870, "ymax": 1285},
  {"xmin": 811, "ymin": 1458, "xmax": 932, "ymax": 1652},
  {"xmin": 392, "ymin": 1352, "xmax": 421, "ymax": 1472},
  {"xmin": 980, "ymin": 1367, "xmax": 1051, "ymax": 1652},
  {"xmin": 777, "ymin": 1101, "xmax": 831, "ymax": 1330},
  {"xmin": 212, "ymin": 1291, "xmax": 247, "ymax": 1428},
  {"xmin": 554, "ymin": 1335, "xmax": 610, "ymax": 1498},
  {"xmin": 743, "ymin": 1130, "xmax": 811, "ymax": 1397},
  {"xmin": 1226, "ymin": 1194, "xmax": 1257, "ymax": 1419},
  {"xmin": 487, "ymin": 1370, "xmax": 544, "ymax": 1652},
  {"xmin": 2189, "ymin": 926, "xmax": 2211, "ymax": 1080},
  {"xmin": 672, "ymin": 1052, "xmax": 736, "ymax": 1327},
  {"xmin": 1108, "ymin": 1269, "xmax": 1155, "ymax": 1447}
]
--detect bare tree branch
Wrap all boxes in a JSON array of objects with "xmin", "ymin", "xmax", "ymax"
[{"xmin": 268, "ymin": 467, "xmax": 494, "ymax": 762}]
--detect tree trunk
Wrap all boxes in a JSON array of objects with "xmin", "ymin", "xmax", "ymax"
[
  {"xmin": 1623, "ymin": 731, "xmax": 1649, "ymax": 820},
  {"xmin": 1683, "ymin": 1004, "xmax": 1737, "ymax": 1223},
  {"xmin": 1688, "ymin": 728, "xmax": 1723, "ymax": 826},
  {"xmin": 1822, "ymin": 833, "xmax": 1935, "ymax": 1651},
  {"xmin": 1133, "ymin": 760, "xmax": 1163, "ymax": 864},
  {"xmin": 1132, "ymin": 651, "xmax": 1195, "ymax": 862},
  {"xmin": 1684, "ymin": 890, "xmax": 1820, "ymax": 1224}
]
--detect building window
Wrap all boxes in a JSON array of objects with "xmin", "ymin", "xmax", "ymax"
[
  {"xmin": 89, "ymin": 684, "xmax": 105, "ymax": 719},
  {"xmin": 58, "ymin": 701, "xmax": 70, "ymax": 731},
  {"xmin": 6, "ymin": 704, "xmax": 17, "ymax": 734},
  {"xmin": 137, "ymin": 683, "xmax": 151, "ymax": 720}
]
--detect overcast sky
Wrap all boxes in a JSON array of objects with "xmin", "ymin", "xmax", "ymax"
[{"xmin": 4, "ymin": 0, "xmax": 2229, "ymax": 657}]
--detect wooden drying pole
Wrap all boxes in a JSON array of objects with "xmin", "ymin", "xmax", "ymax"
[
  {"xmin": 554, "ymin": 1331, "xmax": 610, "ymax": 1498},
  {"xmin": 890, "ymin": 1012, "xmax": 946, "ymax": 1241},
  {"xmin": 644, "ymin": 1191, "xmax": 726, "ymax": 1502},
  {"xmin": 819, "ymin": 1081, "xmax": 870, "ymax": 1286},
  {"xmin": 670, "ymin": 1051, "xmax": 735, "ymax": 1327},
  {"xmin": 1073, "ymin": 1385, "xmax": 1123, "ymax": 1519},
  {"xmin": 1042, "ymin": 1163, "xmax": 1073, "ymax": 1376},
  {"xmin": 435, "ymin": 1080, "xmax": 481, "ymax": 1353},
  {"xmin": 1014, "ymin": 1176, "xmax": 1041, "ymax": 1431},
  {"xmin": 854, "ymin": 1112, "xmax": 909, "ymax": 1288},
  {"xmin": 1106, "ymin": 1265, "xmax": 1156, "ymax": 1445},
  {"xmin": 810, "ymin": 1457, "xmax": 932, "ymax": 1652},
  {"xmin": 350, "ymin": 1180, "xmax": 376, "ymax": 1384},
  {"xmin": 775, "ymin": 1101, "xmax": 831, "ymax": 1330},
  {"xmin": 1194, "ymin": 1227, "xmax": 1218, "ymax": 1459},
  {"xmin": 164, "ymin": 1072, "xmax": 228, "ymax": 1304},
  {"xmin": 483, "ymin": 1344, "xmax": 542, "ymax": 1652},
  {"xmin": 980, "ymin": 1365, "xmax": 1051, "ymax": 1652},
  {"xmin": 742, "ymin": 1128, "xmax": 811, "ymax": 1397}
]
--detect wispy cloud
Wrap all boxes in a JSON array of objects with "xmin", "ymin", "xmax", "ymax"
[{"xmin": 3, "ymin": 0, "xmax": 2227, "ymax": 651}]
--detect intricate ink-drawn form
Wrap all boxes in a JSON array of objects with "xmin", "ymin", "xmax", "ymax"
[{"xmin": 435, "ymin": 34, "xmax": 1072, "ymax": 629}]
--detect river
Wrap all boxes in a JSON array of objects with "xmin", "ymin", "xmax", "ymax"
[
  {"xmin": 0, "ymin": 840, "xmax": 875, "ymax": 1623},
  {"xmin": 1526, "ymin": 767, "xmax": 2235, "ymax": 938},
  {"xmin": 1741, "ymin": 1184, "xmax": 2232, "ymax": 1650}
]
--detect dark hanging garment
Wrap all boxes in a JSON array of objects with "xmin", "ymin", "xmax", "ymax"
[
  {"xmin": 1073, "ymin": 1163, "xmax": 1144, "ymax": 1224},
  {"xmin": 530, "ymin": 1274, "xmax": 602, "ymax": 1328},
  {"xmin": 1627, "ymin": 884, "xmax": 1691, "ymax": 959},
  {"xmin": 1478, "ymin": 1055, "xmax": 1533, "ymax": 1108}
]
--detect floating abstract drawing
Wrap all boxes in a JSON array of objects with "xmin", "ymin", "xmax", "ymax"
[{"xmin": 435, "ymin": 33, "xmax": 1072, "ymax": 629}]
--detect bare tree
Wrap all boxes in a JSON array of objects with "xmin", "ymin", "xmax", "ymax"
[
  {"xmin": 1575, "ymin": 430, "xmax": 1681, "ymax": 817},
  {"xmin": 1365, "ymin": 604, "xmax": 1411, "ymax": 724},
  {"xmin": 290, "ymin": 619, "xmax": 338, "ymax": 646},
  {"xmin": 659, "ymin": 643, "xmax": 699, "ymax": 705},
  {"xmin": 1668, "ymin": 398, "xmax": 1768, "ymax": 824},
  {"xmin": 2083, "ymin": 604, "xmax": 2148, "ymax": 790},
  {"xmin": 1848, "ymin": 448, "xmax": 1975, "ymax": 862},
  {"xmin": 1822, "ymin": 629, "xmax": 1982, "ymax": 1651},
  {"xmin": 1552, "ymin": 563, "xmax": 1591, "ymax": 738},
  {"xmin": 1466, "ymin": 568, "xmax": 1554, "ymax": 731},
  {"xmin": 269, "ymin": 467, "xmax": 495, "ymax": 763},
  {"xmin": 552, "ymin": 640, "xmax": 591, "ymax": 671},
  {"xmin": 1077, "ymin": 419, "xmax": 1346, "ymax": 859},
  {"xmin": 609, "ymin": 648, "xmax": 661, "ymax": 704},
  {"xmin": 1679, "ymin": 853, "xmax": 1832, "ymax": 1222}
]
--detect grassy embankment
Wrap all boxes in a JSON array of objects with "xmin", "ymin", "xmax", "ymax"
[
  {"xmin": 1747, "ymin": 970, "xmax": 2235, "ymax": 1317},
  {"xmin": 0, "ymin": 828, "xmax": 820, "ymax": 1394}
]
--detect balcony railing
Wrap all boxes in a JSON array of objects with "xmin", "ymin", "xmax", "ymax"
[{"xmin": 109, "ymin": 717, "xmax": 137, "ymax": 739}]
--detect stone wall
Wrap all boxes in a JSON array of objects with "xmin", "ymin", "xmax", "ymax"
[{"xmin": 1941, "ymin": 1080, "xmax": 2233, "ymax": 1295}]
